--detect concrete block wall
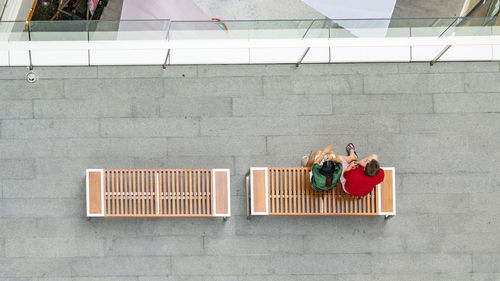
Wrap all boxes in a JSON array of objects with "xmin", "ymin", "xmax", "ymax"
[{"xmin": 0, "ymin": 62, "xmax": 499, "ymax": 279}]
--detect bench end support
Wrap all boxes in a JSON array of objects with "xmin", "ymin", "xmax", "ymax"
[
  {"xmin": 378, "ymin": 167, "xmax": 396, "ymax": 217},
  {"xmin": 212, "ymin": 169, "xmax": 231, "ymax": 217},
  {"xmin": 249, "ymin": 167, "xmax": 269, "ymax": 216},
  {"xmin": 86, "ymin": 169, "xmax": 105, "ymax": 217}
]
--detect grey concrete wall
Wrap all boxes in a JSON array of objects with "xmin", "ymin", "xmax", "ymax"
[{"xmin": 0, "ymin": 62, "xmax": 499, "ymax": 280}]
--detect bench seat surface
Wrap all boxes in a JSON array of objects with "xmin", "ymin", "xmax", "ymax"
[
  {"xmin": 249, "ymin": 167, "xmax": 395, "ymax": 216},
  {"xmin": 87, "ymin": 169, "xmax": 230, "ymax": 217}
]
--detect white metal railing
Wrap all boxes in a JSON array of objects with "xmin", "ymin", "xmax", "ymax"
[{"xmin": 0, "ymin": 17, "xmax": 499, "ymax": 67}]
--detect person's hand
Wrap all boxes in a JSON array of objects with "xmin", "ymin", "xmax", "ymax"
[{"xmin": 345, "ymin": 162, "xmax": 359, "ymax": 171}]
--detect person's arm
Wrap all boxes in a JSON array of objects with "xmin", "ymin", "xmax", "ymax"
[
  {"xmin": 305, "ymin": 150, "xmax": 322, "ymax": 167},
  {"xmin": 357, "ymin": 154, "xmax": 379, "ymax": 167},
  {"xmin": 331, "ymin": 155, "xmax": 343, "ymax": 163},
  {"xmin": 313, "ymin": 145, "xmax": 335, "ymax": 165}
]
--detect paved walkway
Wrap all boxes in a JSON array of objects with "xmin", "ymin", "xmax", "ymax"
[{"xmin": 0, "ymin": 62, "xmax": 499, "ymax": 280}]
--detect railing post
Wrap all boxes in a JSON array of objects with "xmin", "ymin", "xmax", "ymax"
[
  {"xmin": 296, "ymin": 20, "xmax": 315, "ymax": 67},
  {"xmin": 296, "ymin": 47, "xmax": 311, "ymax": 67},
  {"xmin": 430, "ymin": 17, "xmax": 460, "ymax": 66},
  {"xmin": 301, "ymin": 20, "xmax": 315, "ymax": 39},
  {"xmin": 28, "ymin": 50, "xmax": 33, "ymax": 70},
  {"xmin": 0, "ymin": 0, "xmax": 9, "ymax": 20},
  {"xmin": 162, "ymin": 20, "xmax": 172, "ymax": 70}
]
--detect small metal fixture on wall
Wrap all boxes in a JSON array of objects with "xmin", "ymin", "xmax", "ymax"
[
  {"xmin": 25, "ymin": 70, "xmax": 38, "ymax": 83},
  {"xmin": 25, "ymin": 50, "xmax": 38, "ymax": 83}
]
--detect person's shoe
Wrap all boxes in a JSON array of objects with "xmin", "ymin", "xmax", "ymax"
[
  {"xmin": 346, "ymin": 143, "xmax": 358, "ymax": 160},
  {"xmin": 301, "ymin": 155, "xmax": 309, "ymax": 167}
]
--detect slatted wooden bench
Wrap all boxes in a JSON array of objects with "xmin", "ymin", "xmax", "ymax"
[
  {"xmin": 247, "ymin": 167, "xmax": 395, "ymax": 218},
  {"xmin": 86, "ymin": 169, "xmax": 230, "ymax": 218}
]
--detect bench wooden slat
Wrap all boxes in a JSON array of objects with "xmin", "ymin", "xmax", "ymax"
[
  {"xmin": 196, "ymin": 171, "xmax": 200, "ymax": 215},
  {"xmin": 119, "ymin": 171, "xmax": 123, "ymax": 215},
  {"xmin": 201, "ymin": 171, "xmax": 205, "ymax": 215},
  {"xmin": 106, "ymin": 170, "xmax": 110, "ymax": 215},
  {"xmin": 174, "ymin": 171, "xmax": 179, "ymax": 215},
  {"xmin": 269, "ymin": 169, "xmax": 274, "ymax": 214},
  {"xmin": 191, "ymin": 171, "xmax": 194, "ymax": 215},
  {"xmin": 150, "ymin": 171, "xmax": 154, "ymax": 215},
  {"xmin": 138, "ymin": 171, "xmax": 142, "ymax": 215},
  {"xmin": 297, "ymin": 171, "xmax": 300, "ymax": 213},
  {"xmin": 206, "ymin": 170, "xmax": 210, "ymax": 215},
  {"xmin": 142, "ymin": 171, "xmax": 146, "ymax": 215},
  {"xmin": 114, "ymin": 171, "xmax": 118, "ymax": 215}
]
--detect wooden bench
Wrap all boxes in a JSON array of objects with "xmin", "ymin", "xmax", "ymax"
[
  {"xmin": 86, "ymin": 169, "xmax": 230, "ymax": 218},
  {"xmin": 247, "ymin": 167, "xmax": 395, "ymax": 218}
]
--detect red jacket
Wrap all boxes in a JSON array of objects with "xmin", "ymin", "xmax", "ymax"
[{"xmin": 344, "ymin": 167, "xmax": 384, "ymax": 197}]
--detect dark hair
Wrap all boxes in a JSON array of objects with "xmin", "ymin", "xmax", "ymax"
[
  {"xmin": 320, "ymin": 161, "xmax": 335, "ymax": 188},
  {"xmin": 364, "ymin": 160, "xmax": 380, "ymax": 177},
  {"xmin": 320, "ymin": 160, "xmax": 335, "ymax": 176}
]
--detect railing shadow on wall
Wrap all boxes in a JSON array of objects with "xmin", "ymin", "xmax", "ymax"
[{"xmin": 0, "ymin": 17, "xmax": 499, "ymax": 67}]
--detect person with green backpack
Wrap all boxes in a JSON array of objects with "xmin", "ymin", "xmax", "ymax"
[{"xmin": 301, "ymin": 145, "xmax": 343, "ymax": 191}]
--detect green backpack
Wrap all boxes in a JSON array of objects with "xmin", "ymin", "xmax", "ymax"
[{"xmin": 310, "ymin": 162, "xmax": 343, "ymax": 191}]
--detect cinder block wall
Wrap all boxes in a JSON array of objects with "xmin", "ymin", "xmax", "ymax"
[{"xmin": 0, "ymin": 62, "xmax": 499, "ymax": 280}]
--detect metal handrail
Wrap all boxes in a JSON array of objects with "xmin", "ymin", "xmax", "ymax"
[{"xmin": 0, "ymin": 0, "xmax": 8, "ymax": 20}]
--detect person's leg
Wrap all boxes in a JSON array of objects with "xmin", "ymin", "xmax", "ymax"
[{"xmin": 338, "ymin": 148, "xmax": 358, "ymax": 164}]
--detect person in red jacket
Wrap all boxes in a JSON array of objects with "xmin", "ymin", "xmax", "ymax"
[{"xmin": 338, "ymin": 143, "xmax": 384, "ymax": 197}]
